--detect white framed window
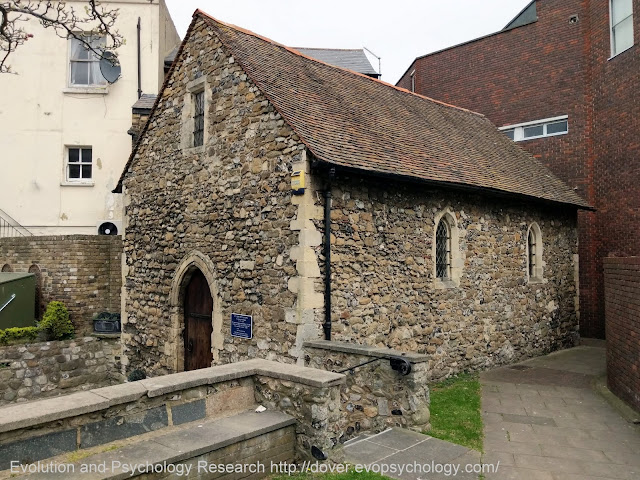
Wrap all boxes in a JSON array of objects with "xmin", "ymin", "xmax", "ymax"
[
  {"xmin": 69, "ymin": 35, "xmax": 107, "ymax": 87},
  {"xmin": 500, "ymin": 116, "xmax": 568, "ymax": 142},
  {"xmin": 410, "ymin": 69, "xmax": 416, "ymax": 93},
  {"xmin": 611, "ymin": 0, "xmax": 634, "ymax": 57},
  {"xmin": 66, "ymin": 147, "xmax": 93, "ymax": 182}
]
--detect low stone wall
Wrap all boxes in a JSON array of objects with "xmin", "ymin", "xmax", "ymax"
[
  {"xmin": 304, "ymin": 340, "xmax": 431, "ymax": 444},
  {"xmin": 0, "ymin": 235, "xmax": 122, "ymax": 335},
  {"xmin": 603, "ymin": 257, "xmax": 640, "ymax": 412},
  {"xmin": 0, "ymin": 359, "xmax": 345, "ymax": 469},
  {"xmin": 0, "ymin": 336, "xmax": 122, "ymax": 406}
]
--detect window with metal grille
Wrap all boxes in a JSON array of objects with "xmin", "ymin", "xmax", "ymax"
[
  {"xmin": 528, "ymin": 229, "xmax": 536, "ymax": 277},
  {"xmin": 435, "ymin": 219, "xmax": 451, "ymax": 279},
  {"xmin": 67, "ymin": 147, "xmax": 92, "ymax": 181},
  {"xmin": 193, "ymin": 91, "xmax": 205, "ymax": 147}
]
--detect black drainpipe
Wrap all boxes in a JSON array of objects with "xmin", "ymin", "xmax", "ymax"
[
  {"xmin": 323, "ymin": 168, "xmax": 335, "ymax": 340},
  {"xmin": 137, "ymin": 17, "xmax": 142, "ymax": 99}
]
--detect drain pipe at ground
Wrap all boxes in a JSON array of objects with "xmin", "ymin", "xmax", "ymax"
[{"xmin": 323, "ymin": 168, "xmax": 335, "ymax": 340}]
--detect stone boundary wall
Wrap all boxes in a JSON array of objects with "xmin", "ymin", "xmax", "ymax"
[
  {"xmin": 0, "ymin": 336, "xmax": 122, "ymax": 406},
  {"xmin": 304, "ymin": 340, "xmax": 431, "ymax": 444},
  {"xmin": 603, "ymin": 257, "xmax": 640, "ymax": 412},
  {"xmin": 0, "ymin": 359, "xmax": 346, "ymax": 468},
  {"xmin": 0, "ymin": 235, "xmax": 122, "ymax": 336}
]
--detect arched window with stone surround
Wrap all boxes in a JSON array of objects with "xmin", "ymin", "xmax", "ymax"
[
  {"xmin": 1, "ymin": 264, "xmax": 11, "ymax": 272},
  {"xmin": 435, "ymin": 218, "xmax": 451, "ymax": 279},
  {"xmin": 527, "ymin": 223, "xmax": 543, "ymax": 282},
  {"xmin": 433, "ymin": 209, "xmax": 462, "ymax": 288}
]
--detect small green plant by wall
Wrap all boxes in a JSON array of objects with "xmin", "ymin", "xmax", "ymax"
[
  {"xmin": 0, "ymin": 326, "xmax": 40, "ymax": 345},
  {"xmin": 39, "ymin": 301, "xmax": 74, "ymax": 340}
]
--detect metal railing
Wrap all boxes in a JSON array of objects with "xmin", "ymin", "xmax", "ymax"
[{"xmin": 0, "ymin": 209, "xmax": 32, "ymax": 238}]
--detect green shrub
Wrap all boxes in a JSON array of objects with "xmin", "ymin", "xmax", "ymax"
[
  {"xmin": 0, "ymin": 326, "xmax": 40, "ymax": 345},
  {"xmin": 39, "ymin": 301, "xmax": 74, "ymax": 340}
]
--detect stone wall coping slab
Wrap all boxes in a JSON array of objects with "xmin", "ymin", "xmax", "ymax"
[
  {"xmin": 0, "ymin": 391, "xmax": 111, "ymax": 434},
  {"xmin": 91, "ymin": 382, "xmax": 148, "ymax": 404},
  {"xmin": 603, "ymin": 256, "xmax": 640, "ymax": 265},
  {"xmin": 304, "ymin": 340, "xmax": 430, "ymax": 363},
  {"xmin": 254, "ymin": 360, "xmax": 346, "ymax": 387},
  {"xmin": 19, "ymin": 410, "xmax": 295, "ymax": 480},
  {"xmin": 0, "ymin": 359, "xmax": 344, "ymax": 434}
]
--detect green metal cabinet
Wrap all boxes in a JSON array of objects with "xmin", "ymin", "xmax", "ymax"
[{"xmin": 0, "ymin": 273, "xmax": 36, "ymax": 329}]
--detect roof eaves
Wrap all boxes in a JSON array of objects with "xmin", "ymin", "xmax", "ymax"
[{"xmin": 311, "ymin": 157, "xmax": 593, "ymax": 211}]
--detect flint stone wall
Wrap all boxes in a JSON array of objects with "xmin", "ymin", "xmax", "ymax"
[
  {"xmin": 121, "ymin": 19, "xmax": 309, "ymax": 375},
  {"xmin": 0, "ymin": 359, "xmax": 345, "ymax": 467},
  {"xmin": 0, "ymin": 336, "xmax": 122, "ymax": 406},
  {"xmin": 304, "ymin": 340, "xmax": 431, "ymax": 443},
  {"xmin": 121, "ymin": 15, "xmax": 580, "ymax": 379},
  {"xmin": 314, "ymin": 175, "xmax": 580, "ymax": 380}
]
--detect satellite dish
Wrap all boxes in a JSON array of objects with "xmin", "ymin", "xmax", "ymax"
[
  {"xmin": 98, "ymin": 222, "xmax": 118, "ymax": 235},
  {"xmin": 100, "ymin": 51, "xmax": 121, "ymax": 84}
]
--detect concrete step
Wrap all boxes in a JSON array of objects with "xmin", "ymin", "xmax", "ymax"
[{"xmin": 11, "ymin": 410, "xmax": 296, "ymax": 480}]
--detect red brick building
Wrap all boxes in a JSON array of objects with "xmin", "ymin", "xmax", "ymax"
[{"xmin": 398, "ymin": 0, "xmax": 639, "ymax": 339}]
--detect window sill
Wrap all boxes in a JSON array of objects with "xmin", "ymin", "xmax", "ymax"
[
  {"xmin": 516, "ymin": 131, "xmax": 568, "ymax": 142},
  {"xmin": 608, "ymin": 44, "xmax": 635, "ymax": 60},
  {"xmin": 183, "ymin": 145, "xmax": 206, "ymax": 155},
  {"xmin": 60, "ymin": 181, "xmax": 95, "ymax": 187},
  {"xmin": 528, "ymin": 277, "xmax": 544, "ymax": 285},
  {"xmin": 434, "ymin": 278, "xmax": 459, "ymax": 290},
  {"xmin": 63, "ymin": 87, "xmax": 109, "ymax": 95}
]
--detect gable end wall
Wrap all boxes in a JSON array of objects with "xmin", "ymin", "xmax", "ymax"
[{"xmin": 121, "ymin": 18, "xmax": 320, "ymax": 374}]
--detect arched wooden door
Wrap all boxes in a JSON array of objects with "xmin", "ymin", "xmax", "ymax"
[{"xmin": 183, "ymin": 269, "xmax": 213, "ymax": 371}]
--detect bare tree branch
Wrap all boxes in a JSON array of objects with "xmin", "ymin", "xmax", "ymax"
[{"xmin": 0, "ymin": 1, "xmax": 123, "ymax": 74}]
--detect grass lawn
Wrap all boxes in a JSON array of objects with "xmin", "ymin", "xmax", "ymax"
[{"xmin": 427, "ymin": 373, "xmax": 483, "ymax": 451}]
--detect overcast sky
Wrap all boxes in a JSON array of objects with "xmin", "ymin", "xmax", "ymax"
[{"xmin": 164, "ymin": 1, "xmax": 531, "ymax": 84}]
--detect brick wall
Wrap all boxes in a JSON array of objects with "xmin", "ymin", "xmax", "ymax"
[
  {"xmin": 0, "ymin": 235, "xmax": 122, "ymax": 335},
  {"xmin": 590, "ymin": 0, "xmax": 640, "ymax": 338},
  {"xmin": 603, "ymin": 257, "xmax": 640, "ymax": 412},
  {"xmin": 396, "ymin": 0, "xmax": 640, "ymax": 339}
]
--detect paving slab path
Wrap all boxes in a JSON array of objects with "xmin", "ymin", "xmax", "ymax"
[
  {"xmin": 481, "ymin": 343, "xmax": 640, "ymax": 480},
  {"xmin": 344, "ymin": 428, "xmax": 482, "ymax": 480}
]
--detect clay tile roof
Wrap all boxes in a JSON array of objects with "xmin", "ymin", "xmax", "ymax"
[
  {"xmin": 116, "ymin": 10, "xmax": 590, "ymax": 209},
  {"xmin": 293, "ymin": 47, "xmax": 378, "ymax": 76}
]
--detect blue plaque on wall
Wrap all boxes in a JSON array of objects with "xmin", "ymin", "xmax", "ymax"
[{"xmin": 231, "ymin": 313, "xmax": 253, "ymax": 339}]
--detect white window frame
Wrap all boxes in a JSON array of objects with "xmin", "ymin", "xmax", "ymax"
[
  {"xmin": 65, "ymin": 146, "xmax": 94, "ymax": 184},
  {"xmin": 410, "ymin": 70, "xmax": 416, "ymax": 93},
  {"xmin": 499, "ymin": 115, "xmax": 569, "ymax": 142},
  {"xmin": 610, "ymin": 0, "xmax": 635, "ymax": 58},
  {"xmin": 67, "ymin": 34, "xmax": 107, "ymax": 89}
]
